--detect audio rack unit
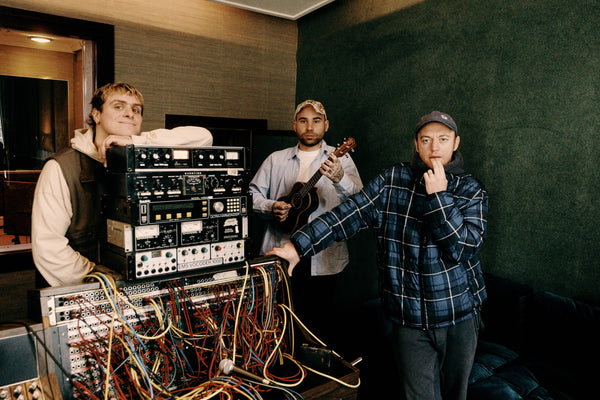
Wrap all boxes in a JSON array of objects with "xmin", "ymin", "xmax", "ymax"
[
  {"xmin": 0, "ymin": 323, "xmax": 56, "ymax": 400},
  {"xmin": 106, "ymin": 169, "xmax": 248, "ymax": 201},
  {"xmin": 106, "ymin": 145, "xmax": 246, "ymax": 171},
  {"xmin": 106, "ymin": 216, "xmax": 248, "ymax": 252},
  {"xmin": 101, "ymin": 239, "xmax": 246, "ymax": 280},
  {"xmin": 101, "ymin": 144, "xmax": 251, "ymax": 281},
  {"xmin": 104, "ymin": 216, "xmax": 248, "ymax": 279},
  {"xmin": 103, "ymin": 195, "xmax": 249, "ymax": 225}
]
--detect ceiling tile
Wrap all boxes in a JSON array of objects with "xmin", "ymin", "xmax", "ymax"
[{"xmin": 209, "ymin": 0, "xmax": 335, "ymax": 20}]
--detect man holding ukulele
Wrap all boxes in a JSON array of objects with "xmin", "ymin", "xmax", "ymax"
[{"xmin": 249, "ymin": 99, "xmax": 362, "ymax": 336}]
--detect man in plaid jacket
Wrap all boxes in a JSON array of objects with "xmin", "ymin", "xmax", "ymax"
[{"xmin": 269, "ymin": 111, "xmax": 488, "ymax": 400}]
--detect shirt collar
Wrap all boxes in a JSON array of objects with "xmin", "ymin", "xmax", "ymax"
[{"xmin": 291, "ymin": 139, "xmax": 329, "ymax": 160}]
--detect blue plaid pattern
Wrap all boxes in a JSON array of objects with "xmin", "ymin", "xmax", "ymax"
[{"xmin": 291, "ymin": 163, "xmax": 488, "ymax": 329}]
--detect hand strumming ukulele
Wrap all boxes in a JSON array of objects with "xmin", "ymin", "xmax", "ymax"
[{"xmin": 277, "ymin": 137, "xmax": 357, "ymax": 234}]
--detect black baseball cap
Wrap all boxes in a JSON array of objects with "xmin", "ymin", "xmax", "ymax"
[{"xmin": 414, "ymin": 111, "xmax": 458, "ymax": 136}]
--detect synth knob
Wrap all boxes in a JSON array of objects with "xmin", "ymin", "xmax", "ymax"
[
  {"xmin": 207, "ymin": 176, "xmax": 220, "ymax": 189},
  {"xmin": 28, "ymin": 382, "xmax": 38, "ymax": 393}
]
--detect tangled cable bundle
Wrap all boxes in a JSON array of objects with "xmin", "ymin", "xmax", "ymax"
[{"xmin": 68, "ymin": 262, "xmax": 316, "ymax": 400}]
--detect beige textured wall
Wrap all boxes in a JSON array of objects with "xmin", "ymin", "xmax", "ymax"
[{"xmin": 0, "ymin": 0, "xmax": 298, "ymax": 130}]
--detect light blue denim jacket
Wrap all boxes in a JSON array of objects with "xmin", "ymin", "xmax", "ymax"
[{"xmin": 249, "ymin": 140, "xmax": 362, "ymax": 275}]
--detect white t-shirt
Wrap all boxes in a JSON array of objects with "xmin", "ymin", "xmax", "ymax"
[{"xmin": 296, "ymin": 148, "xmax": 320, "ymax": 182}]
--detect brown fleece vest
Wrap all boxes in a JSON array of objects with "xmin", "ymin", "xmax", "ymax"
[{"xmin": 50, "ymin": 149, "xmax": 107, "ymax": 263}]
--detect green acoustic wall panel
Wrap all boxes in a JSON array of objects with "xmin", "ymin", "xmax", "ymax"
[{"xmin": 292, "ymin": 0, "xmax": 600, "ymax": 304}]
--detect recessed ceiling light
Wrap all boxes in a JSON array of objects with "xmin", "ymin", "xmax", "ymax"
[{"xmin": 29, "ymin": 36, "xmax": 53, "ymax": 43}]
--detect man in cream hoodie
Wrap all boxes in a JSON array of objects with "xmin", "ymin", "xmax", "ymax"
[{"xmin": 31, "ymin": 82, "xmax": 212, "ymax": 286}]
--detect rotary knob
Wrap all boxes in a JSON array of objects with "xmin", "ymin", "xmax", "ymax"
[
  {"xmin": 207, "ymin": 176, "xmax": 220, "ymax": 189},
  {"xmin": 212, "ymin": 201, "xmax": 225, "ymax": 213}
]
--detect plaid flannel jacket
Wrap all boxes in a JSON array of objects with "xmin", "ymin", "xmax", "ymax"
[{"xmin": 291, "ymin": 162, "xmax": 488, "ymax": 329}]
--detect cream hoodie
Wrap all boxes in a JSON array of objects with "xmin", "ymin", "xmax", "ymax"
[{"xmin": 31, "ymin": 126, "xmax": 212, "ymax": 286}]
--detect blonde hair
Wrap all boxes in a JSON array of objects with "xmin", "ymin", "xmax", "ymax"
[{"xmin": 85, "ymin": 82, "xmax": 144, "ymax": 132}]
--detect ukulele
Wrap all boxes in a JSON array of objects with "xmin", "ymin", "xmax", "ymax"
[{"xmin": 277, "ymin": 137, "xmax": 357, "ymax": 234}]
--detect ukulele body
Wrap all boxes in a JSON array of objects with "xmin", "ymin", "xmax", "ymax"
[
  {"xmin": 277, "ymin": 183, "xmax": 318, "ymax": 234},
  {"xmin": 273, "ymin": 137, "xmax": 356, "ymax": 235}
]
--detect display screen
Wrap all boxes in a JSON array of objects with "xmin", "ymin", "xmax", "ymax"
[
  {"xmin": 152, "ymin": 201, "xmax": 195, "ymax": 212},
  {"xmin": 181, "ymin": 220, "xmax": 203, "ymax": 234},
  {"xmin": 173, "ymin": 149, "xmax": 189, "ymax": 160},
  {"xmin": 135, "ymin": 225, "xmax": 159, "ymax": 239},
  {"xmin": 226, "ymin": 151, "xmax": 239, "ymax": 160}
]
